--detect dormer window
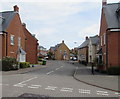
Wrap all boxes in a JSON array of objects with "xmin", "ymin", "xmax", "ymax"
[
  {"xmin": 0, "ymin": 16, "xmax": 5, "ymax": 25},
  {"xmin": 116, "ymin": 7, "xmax": 120, "ymax": 16}
]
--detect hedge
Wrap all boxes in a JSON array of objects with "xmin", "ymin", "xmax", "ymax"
[
  {"xmin": 19, "ymin": 62, "xmax": 30, "ymax": 68},
  {"xmin": 107, "ymin": 66, "xmax": 120, "ymax": 75},
  {"xmin": 2, "ymin": 57, "xmax": 18, "ymax": 71}
]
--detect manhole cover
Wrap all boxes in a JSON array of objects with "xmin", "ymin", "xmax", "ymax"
[{"xmin": 19, "ymin": 93, "xmax": 49, "ymax": 99}]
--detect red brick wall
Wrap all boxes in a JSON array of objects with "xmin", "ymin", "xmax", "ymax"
[
  {"xmin": 23, "ymin": 26, "xmax": 38, "ymax": 64},
  {"xmin": 108, "ymin": 31, "xmax": 120, "ymax": 67},
  {"xmin": 99, "ymin": 8, "xmax": 120, "ymax": 68},
  {"xmin": 3, "ymin": 13, "xmax": 25, "ymax": 59},
  {"xmin": 119, "ymin": 32, "xmax": 120, "ymax": 66},
  {"xmin": 99, "ymin": 8, "xmax": 108, "ymax": 69},
  {"xmin": 0, "ymin": 35, "xmax": 2, "ymax": 59}
]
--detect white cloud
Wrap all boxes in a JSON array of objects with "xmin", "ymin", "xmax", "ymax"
[{"xmin": 78, "ymin": 24, "xmax": 99, "ymax": 39}]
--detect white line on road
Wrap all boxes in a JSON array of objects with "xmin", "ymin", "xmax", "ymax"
[
  {"xmin": 28, "ymin": 84, "xmax": 42, "ymax": 89},
  {"xmin": 79, "ymin": 89, "xmax": 91, "ymax": 94},
  {"xmin": 55, "ymin": 66, "xmax": 63, "ymax": 70},
  {"xmin": 17, "ymin": 77, "xmax": 38, "ymax": 84},
  {"xmin": 13, "ymin": 84, "xmax": 26, "ymax": 87},
  {"xmin": 97, "ymin": 90, "xmax": 109, "ymax": 96},
  {"xmin": 46, "ymin": 71, "xmax": 54, "ymax": 75},
  {"xmin": 56, "ymin": 68, "xmax": 60, "ymax": 70},
  {"xmin": 115, "ymin": 92, "xmax": 120, "ymax": 96},
  {"xmin": 60, "ymin": 88, "xmax": 73, "ymax": 92},
  {"xmin": 45, "ymin": 86, "xmax": 57, "ymax": 90}
]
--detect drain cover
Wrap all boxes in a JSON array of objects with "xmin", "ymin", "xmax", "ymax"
[{"xmin": 19, "ymin": 93, "xmax": 49, "ymax": 99}]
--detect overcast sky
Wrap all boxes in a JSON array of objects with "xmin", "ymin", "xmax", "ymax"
[{"xmin": 1, "ymin": 0, "xmax": 119, "ymax": 50}]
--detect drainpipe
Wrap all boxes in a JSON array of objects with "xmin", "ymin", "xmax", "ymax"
[
  {"xmin": 0, "ymin": 31, "xmax": 8, "ymax": 57},
  {"xmin": 106, "ymin": 29, "xmax": 108, "ymax": 70}
]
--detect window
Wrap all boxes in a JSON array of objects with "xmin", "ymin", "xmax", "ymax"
[
  {"xmin": 101, "ymin": 36, "xmax": 102, "ymax": 46},
  {"xmin": 18, "ymin": 37, "xmax": 21, "ymax": 47},
  {"xmin": 10, "ymin": 35, "xmax": 14, "ymax": 45},
  {"xmin": 60, "ymin": 50, "xmax": 62, "ymax": 53},
  {"xmin": 104, "ymin": 33, "xmax": 106, "ymax": 45}
]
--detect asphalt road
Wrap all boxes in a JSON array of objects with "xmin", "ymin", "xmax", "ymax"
[{"xmin": 1, "ymin": 60, "xmax": 119, "ymax": 98}]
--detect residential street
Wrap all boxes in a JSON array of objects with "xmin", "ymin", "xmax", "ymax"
[{"xmin": 1, "ymin": 60, "xmax": 119, "ymax": 98}]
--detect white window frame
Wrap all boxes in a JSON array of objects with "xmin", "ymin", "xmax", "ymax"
[
  {"xmin": 60, "ymin": 50, "xmax": 62, "ymax": 54},
  {"xmin": 104, "ymin": 33, "xmax": 106, "ymax": 45},
  {"xmin": 18, "ymin": 37, "xmax": 21, "ymax": 47},
  {"xmin": 10, "ymin": 35, "xmax": 14, "ymax": 45},
  {"xmin": 101, "ymin": 36, "xmax": 102, "ymax": 46}
]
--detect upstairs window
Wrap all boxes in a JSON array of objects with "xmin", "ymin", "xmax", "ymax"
[
  {"xmin": 104, "ymin": 33, "xmax": 106, "ymax": 45},
  {"xmin": 60, "ymin": 50, "xmax": 62, "ymax": 53},
  {"xmin": 10, "ymin": 35, "xmax": 14, "ymax": 45},
  {"xmin": 18, "ymin": 37, "xmax": 21, "ymax": 47}
]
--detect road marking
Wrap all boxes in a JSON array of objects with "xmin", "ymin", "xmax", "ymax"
[
  {"xmin": 60, "ymin": 88, "xmax": 73, "ymax": 92},
  {"xmin": 28, "ymin": 84, "xmax": 42, "ymax": 89},
  {"xmin": 17, "ymin": 77, "xmax": 37, "ymax": 84},
  {"xmin": 115, "ymin": 92, "xmax": 120, "ymax": 96},
  {"xmin": 55, "ymin": 66, "xmax": 63, "ymax": 70},
  {"xmin": 13, "ymin": 84, "xmax": 26, "ymax": 87},
  {"xmin": 97, "ymin": 91, "xmax": 109, "ymax": 96},
  {"xmin": 56, "ymin": 68, "xmax": 60, "ymax": 70},
  {"xmin": 46, "ymin": 71, "xmax": 54, "ymax": 75},
  {"xmin": 45, "ymin": 86, "xmax": 57, "ymax": 90},
  {"xmin": 79, "ymin": 89, "xmax": 91, "ymax": 94}
]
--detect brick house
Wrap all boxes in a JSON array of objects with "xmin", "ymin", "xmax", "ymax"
[
  {"xmin": 0, "ymin": 5, "xmax": 26, "ymax": 62},
  {"xmin": 0, "ymin": 5, "xmax": 38, "ymax": 64},
  {"xmin": 22, "ymin": 23, "xmax": 38, "ymax": 64},
  {"xmin": 99, "ymin": 0, "xmax": 120, "ymax": 70},
  {"xmin": 50, "ymin": 40, "xmax": 70, "ymax": 60},
  {"xmin": 38, "ymin": 46, "xmax": 47, "ymax": 58},
  {"xmin": 77, "ymin": 37, "xmax": 89, "ymax": 64}
]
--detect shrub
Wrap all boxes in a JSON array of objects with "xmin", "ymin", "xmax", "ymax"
[
  {"xmin": 2, "ymin": 57, "xmax": 18, "ymax": 71},
  {"xmin": 107, "ymin": 66, "xmax": 120, "ymax": 75},
  {"xmin": 19, "ymin": 62, "xmax": 30, "ymax": 68}
]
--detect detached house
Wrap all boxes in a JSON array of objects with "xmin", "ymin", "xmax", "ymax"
[
  {"xmin": 50, "ymin": 40, "xmax": 70, "ymax": 60},
  {"xmin": 23, "ymin": 23, "xmax": 38, "ymax": 64},
  {"xmin": 88, "ymin": 35, "xmax": 99, "ymax": 63},
  {"xmin": 0, "ymin": 5, "xmax": 38, "ymax": 64},
  {"xmin": 99, "ymin": 0, "xmax": 120, "ymax": 70},
  {"xmin": 77, "ymin": 37, "xmax": 89, "ymax": 64},
  {"xmin": 0, "ymin": 5, "xmax": 26, "ymax": 62}
]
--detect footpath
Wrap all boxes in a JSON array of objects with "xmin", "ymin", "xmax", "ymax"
[
  {"xmin": 2, "ymin": 62, "xmax": 50, "ymax": 75},
  {"xmin": 69, "ymin": 61, "xmax": 120, "ymax": 92}
]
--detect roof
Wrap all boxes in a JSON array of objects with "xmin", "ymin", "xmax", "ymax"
[
  {"xmin": 90, "ymin": 35, "xmax": 99, "ymax": 45},
  {"xmin": 97, "ymin": 48, "xmax": 102, "ymax": 55},
  {"xmin": 78, "ymin": 39, "xmax": 89, "ymax": 49},
  {"xmin": 104, "ymin": 3, "xmax": 120, "ymax": 29},
  {"xmin": 0, "ymin": 11, "xmax": 16, "ymax": 31},
  {"xmin": 18, "ymin": 48, "xmax": 26, "ymax": 55}
]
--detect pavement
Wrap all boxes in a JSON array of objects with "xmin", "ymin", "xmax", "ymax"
[
  {"xmin": 2, "ymin": 63, "xmax": 49, "ymax": 75},
  {"xmin": 70, "ymin": 61, "xmax": 120, "ymax": 92}
]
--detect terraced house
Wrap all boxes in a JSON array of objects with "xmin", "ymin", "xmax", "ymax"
[
  {"xmin": 0, "ymin": 5, "xmax": 38, "ymax": 64},
  {"xmin": 98, "ymin": 0, "xmax": 120, "ymax": 70}
]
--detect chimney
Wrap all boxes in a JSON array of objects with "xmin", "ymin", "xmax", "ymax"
[
  {"xmin": 13, "ymin": 5, "xmax": 19, "ymax": 12},
  {"xmin": 102, "ymin": 0, "xmax": 107, "ymax": 6},
  {"xmin": 22, "ymin": 23, "xmax": 26, "ymax": 28},
  {"xmin": 86, "ymin": 36, "xmax": 88, "ymax": 40},
  {"xmin": 62, "ymin": 40, "xmax": 64, "ymax": 43}
]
